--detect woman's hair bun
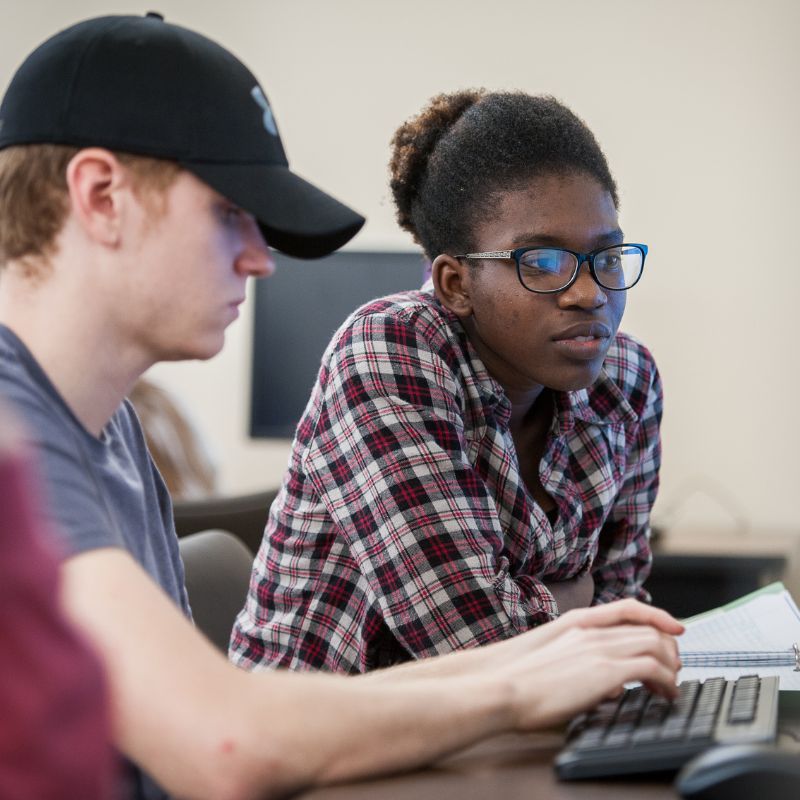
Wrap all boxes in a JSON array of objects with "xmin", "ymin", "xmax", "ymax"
[{"xmin": 389, "ymin": 90, "xmax": 484, "ymax": 239}]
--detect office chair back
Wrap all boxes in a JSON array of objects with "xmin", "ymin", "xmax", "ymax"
[
  {"xmin": 173, "ymin": 488, "xmax": 277, "ymax": 555},
  {"xmin": 178, "ymin": 530, "xmax": 255, "ymax": 653}
]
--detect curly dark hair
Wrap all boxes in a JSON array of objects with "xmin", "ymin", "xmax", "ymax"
[{"xmin": 389, "ymin": 90, "xmax": 618, "ymax": 259}]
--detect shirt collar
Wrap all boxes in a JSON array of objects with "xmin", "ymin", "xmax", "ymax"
[
  {"xmin": 462, "ymin": 333, "xmax": 639, "ymax": 434},
  {"xmin": 444, "ymin": 312, "xmax": 514, "ymax": 429},
  {"xmin": 552, "ymin": 366, "xmax": 639, "ymax": 434},
  {"xmin": 473, "ymin": 355, "xmax": 513, "ymax": 428}
]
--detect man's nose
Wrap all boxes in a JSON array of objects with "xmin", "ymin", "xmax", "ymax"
[{"xmin": 236, "ymin": 218, "xmax": 276, "ymax": 278}]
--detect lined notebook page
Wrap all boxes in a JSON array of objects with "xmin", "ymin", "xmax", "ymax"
[{"xmin": 677, "ymin": 583, "xmax": 800, "ymax": 690}]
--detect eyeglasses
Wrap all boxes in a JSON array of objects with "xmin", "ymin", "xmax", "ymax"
[{"xmin": 455, "ymin": 243, "xmax": 648, "ymax": 294}]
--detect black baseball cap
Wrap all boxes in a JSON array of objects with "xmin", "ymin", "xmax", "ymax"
[{"xmin": 0, "ymin": 12, "xmax": 365, "ymax": 258}]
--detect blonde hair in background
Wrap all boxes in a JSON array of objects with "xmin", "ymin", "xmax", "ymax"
[
  {"xmin": 128, "ymin": 378, "xmax": 217, "ymax": 502},
  {"xmin": 0, "ymin": 144, "xmax": 181, "ymax": 271}
]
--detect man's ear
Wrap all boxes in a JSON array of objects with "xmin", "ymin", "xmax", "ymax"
[
  {"xmin": 431, "ymin": 253, "xmax": 473, "ymax": 318},
  {"xmin": 65, "ymin": 149, "xmax": 129, "ymax": 247}
]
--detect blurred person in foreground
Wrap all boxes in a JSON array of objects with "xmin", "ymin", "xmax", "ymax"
[{"xmin": 0, "ymin": 402, "xmax": 114, "ymax": 799}]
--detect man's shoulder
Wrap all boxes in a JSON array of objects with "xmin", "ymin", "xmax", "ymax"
[
  {"xmin": 0, "ymin": 326, "xmax": 64, "ymax": 434},
  {"xmin": 0, "ymin": 325, "xmax": 158, "ymax": 553},
  {"xmin": 0, "ymin": 325, "xmax": 137, "ymax": 448},
  {"xmin": 0, "ymin": 324, "xmax": 31, "ymax": 382}
]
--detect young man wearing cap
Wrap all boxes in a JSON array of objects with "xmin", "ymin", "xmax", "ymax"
[{"xmin": 0, "ymin": 13, "xmax": 683, "ymax": 800}]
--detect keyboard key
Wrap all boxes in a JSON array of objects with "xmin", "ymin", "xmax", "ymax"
[
  {"xmin": 603, "ymin": 729, "xmax": 632, "ymax": 747},
  {"xmin": 728, "ymin": 675, "xmax": 759, "ymax": 723},
  {"xmin": 686, "ymin": 715, "xmax": 716, "ymax": 739},
  {"xmin": 659, "ymin": 718, "xmax": 689, "ymax": 740},
  {"xmin": 630, "ymin": 724, "xmax": 662, "ymax": 744},
  {"xmin": 571, "ymin": 728, "xmax": 606, "ymax": 750}
]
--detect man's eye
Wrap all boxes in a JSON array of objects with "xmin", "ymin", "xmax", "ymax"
[{"xmin": 219, "ymin": 204, "xmax": 243, "ymax": 224}]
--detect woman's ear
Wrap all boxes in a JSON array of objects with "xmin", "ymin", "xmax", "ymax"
[
  {"xmin": 431, "ymin": 254, "xmax": 473, "ymax": 318},
  {"xmin": 65, "ymin": 148, "xmax": 128, "ymax": 247}
]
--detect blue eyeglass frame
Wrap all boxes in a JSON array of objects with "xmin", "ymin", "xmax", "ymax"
[{"xmin": 455, "ymin": 243, "xmax": 648, "ymax": 294}]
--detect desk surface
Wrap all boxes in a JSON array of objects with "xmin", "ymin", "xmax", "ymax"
[
  {"xmin": 299, "ymin": 535, "xmax": 800, "ymax": 799},
  {"xmin": 301, "ymin": 731, "xmax": 678, "ymax": 800},
  {"xmin": 299, "ymin": 695, "xmax": 800, "ymax": 800}
]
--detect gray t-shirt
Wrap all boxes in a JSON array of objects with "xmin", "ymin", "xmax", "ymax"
[{"xmin": 0, "ymin": 324, "xmax": 187, "ymax": 799}]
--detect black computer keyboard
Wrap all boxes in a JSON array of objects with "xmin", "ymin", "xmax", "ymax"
[{"xmin": 555, "ymin": 675, "xmax": 780, "ymax": 780}]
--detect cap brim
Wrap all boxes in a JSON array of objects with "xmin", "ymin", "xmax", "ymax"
[{"xmin": 182, "ymin": 162, "xmax": 365, "ymax": 259}]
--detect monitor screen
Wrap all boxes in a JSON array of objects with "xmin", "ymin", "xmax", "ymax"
[{"xmin": 250, "ymin": 250, "xmax": 428, "ymax": 438}]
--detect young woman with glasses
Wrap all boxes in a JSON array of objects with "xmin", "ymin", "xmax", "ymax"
[{"xmin": 232, "ymin": 90, "xmax": 662, "ymax": 674}]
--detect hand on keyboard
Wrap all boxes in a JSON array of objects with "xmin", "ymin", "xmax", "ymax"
[
  {"xmin": 376, "ymin": 599, "xmax": 685, "ymax": 737},
  {"xmin": 473, "ymin": 599, "xmax": 683, "ymax": 731},
  {"xmin": 509, "ymin": 622, "xmax": 682, "ymax": 731}
]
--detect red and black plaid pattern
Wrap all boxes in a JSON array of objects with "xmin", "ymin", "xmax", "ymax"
[{"xmin": 230, "ymin": 290, "xmax": 662, "ymax": 673}]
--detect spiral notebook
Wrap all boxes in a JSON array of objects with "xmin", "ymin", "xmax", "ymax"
[{"xmin": 677, "ymin": 582, "xmax": 800, "ymax": 690}]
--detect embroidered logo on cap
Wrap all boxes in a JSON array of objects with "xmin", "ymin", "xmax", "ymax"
[{"xmin": 251, "ymin": 86, "xmax": 278, "ymax": 137}]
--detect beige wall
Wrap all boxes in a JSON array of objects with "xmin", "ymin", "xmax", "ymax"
[{"xmin": 2, "ymin": 1, "xmax": 798, "ymax": 534}]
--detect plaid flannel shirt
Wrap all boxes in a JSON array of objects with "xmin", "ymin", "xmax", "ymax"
[{"xmin": 230, "ymin": 289, "xmax": 662, "ymax": 673}]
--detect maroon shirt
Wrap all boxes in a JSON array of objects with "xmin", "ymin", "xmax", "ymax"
[{"xmin": 0, "ymin": 449, "xmax": 115, "ymax": 799}]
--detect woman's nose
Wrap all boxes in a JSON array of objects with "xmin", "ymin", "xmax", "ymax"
[{"xmin": 559, "ymin": 262, "xmax": 607, "ymax": 309}]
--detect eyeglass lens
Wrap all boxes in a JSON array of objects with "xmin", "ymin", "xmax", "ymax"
[{"xmin": 518, "ymin": 245, "xmax": 643, "ymax": 291}]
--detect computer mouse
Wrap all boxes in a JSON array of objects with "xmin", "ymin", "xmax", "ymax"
[{"xmin": 675, "ymin": 743, "xmax": 800, "ymax": 800}]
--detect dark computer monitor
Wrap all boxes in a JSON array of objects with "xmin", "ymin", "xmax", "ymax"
[{"xmin": 250, "ymin": 250, "xmax": 428, "ymax": 438}]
